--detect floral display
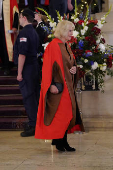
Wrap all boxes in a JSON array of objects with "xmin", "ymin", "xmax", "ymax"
[
  {"xmin": 37, "ymin": 1, "xmax": 113, "ymax": 92},
  {"xmin": 68, "ymin": 4, "xmax": 113, "ymax": 91}
]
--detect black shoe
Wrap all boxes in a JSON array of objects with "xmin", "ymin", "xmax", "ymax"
[
  {"xmin": 64, "ymin": 143, "xmax": 76, "ymax": 152},
  {"xmin": 63, "ymin": 130, "xmax": 76, "ymax": 152},
  {"xmin": 56, "ymin": 144, "xmax": 65, "ymax": 152},
  {"xmin": 54, "ymin": 139, "xmax": 65, "ymax": 152},
  {"xmin": 20, "ymin": 126, "xmax": 35, "ymax": 137},
  {"xmin": 51, "ymin": 139, "xmax": 57, "ymax": 145},
  {"xmin": 23, "ymin": 124, "xmax": 31, "ymax": 131}
]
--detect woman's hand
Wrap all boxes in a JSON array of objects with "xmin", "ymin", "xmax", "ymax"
[
  {"xmin": 50, "ymin": 85, "xmax": 59, "ymax": 94},
  {"xmin": 70, "ymin": 66, "xmax": 76, "ymax": 74}
]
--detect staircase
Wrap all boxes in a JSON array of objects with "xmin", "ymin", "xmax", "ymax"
[
  {"xmin": 0, "ymin": 67, "xmax": 28, "ymax": 130},
  {"xmin": 0, "ymin": 0, "xmax": 38, "ymax": 131}
]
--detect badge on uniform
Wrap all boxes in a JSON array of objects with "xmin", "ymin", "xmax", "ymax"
[{"xmin": 20, "ymin": 38, "xmax": 27, "ymax": 42}]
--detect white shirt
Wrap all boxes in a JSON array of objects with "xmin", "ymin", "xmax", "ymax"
[{"xmin": 36, "ymin": 21, "xmax": 43, "ymax": 28}]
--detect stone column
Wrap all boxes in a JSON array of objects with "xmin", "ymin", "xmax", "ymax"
[
  {"xmin": 109, "ymin": 0, "xmax": 113, "ymax": 11},
  {"xmin": 102, "ymin": 0, "xmax": 109, "ymax": 12}
]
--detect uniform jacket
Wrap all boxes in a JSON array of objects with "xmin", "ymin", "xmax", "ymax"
[
  {"xmin": 36, "ymin": 21, "xmax": 48, "ymax": 55},
  {"xmin": 14, "ymin": 24, "xmax": 39, "ymax": 65}
]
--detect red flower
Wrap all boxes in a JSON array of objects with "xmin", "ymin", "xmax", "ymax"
[
  {"xmin": 78, "ymin": 20, "xmax": 84, "ymax": 25},
  {"xmin": 88, "ymin": 20, "xmax": 98, "ymax": 25},
  {"xmin": 85, "ymin": 50, "xmax": 92, "ymax": 54},
  {"xmin": 94, "ymin": 49, "xmax": 98, "ymax": 53},
  {"xmin": 101, "ymin": 38, "xmax": 105, "ymax": 44},
  {"xmin": 67, "ymin": 13, "xmax": 69, "ymax": 20},
  {"xmin": 68, "ymin": 36, "xmax": 77, "ymax": 44},
  {"xmin": 108, "ymin": 54, "xmax": 113, "ymax": 60},
  {"xmin": 91, "ymin": 27, "xmax": 101, "ymax": 36},
  {"xmin": 107, "ymin": 54, "xmax": 113, "ymax": 68},
  {"xmin": 72, "ymin": 49, "xmax": 83, "ymax": 58},
  {"xmin": 74, "ymin": 38, "xmax": 77, "ymax": 43},
  {"xmin": 78, "ymin": 67, "xmax": 85, "ymax": 78},
  {"xmin": 85, "ymin": 36, "xmax": 96, "ymax": 45}
]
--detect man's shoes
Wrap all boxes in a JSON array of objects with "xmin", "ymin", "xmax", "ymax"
[{"xmin": 20, "ymin": 126, "xmax": 35, "ymax": 137}]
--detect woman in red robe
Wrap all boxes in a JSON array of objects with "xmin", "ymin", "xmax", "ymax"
[{"xmin": 35, "ymin": 20, "xmax": 84, "ymax": 152}]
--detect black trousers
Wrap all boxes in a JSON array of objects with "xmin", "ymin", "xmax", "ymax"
[
  {"xmin": 0, "ymin": 20, "xmax": 9, "ymax": 68},
  {"xmin": 19, "ymin": 63, "xmax": 40, "ymax": 127},
  {"xmin": 49, "ymin": 0, "xmax": 67, "ymax": 22}
]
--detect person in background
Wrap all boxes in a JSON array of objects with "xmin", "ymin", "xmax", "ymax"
[
  {"xmin": 35, "ymin": 20, "xmax": 84, "ymax": 152},
  {"xmin": 0, "ymin": 0, "xmax": 19, "ymax": 75},
  {"xmin": 34, "ymin": 9, "xmax": 49, "ymax": 79},
  {"xmin": 14, "ymin": 9, "xmax": 40, "ymax": 137},
  {"xmin": 67, "ymin": 0, "xmax": 81, "ymax": 15},
  {"xmin": 38, "ymin": 0, "xmax": 49, "ymax": 12},
  {"xmin": 49, "ymin": 0, "xmax": 67, "ymax": 22},
  {"xmin": 25, "ymin": 0, "xmax": 49, "ymax": 12},
  {"xmin": 25, "ymin": 0, "xmax": 37, "ymax": 11}
]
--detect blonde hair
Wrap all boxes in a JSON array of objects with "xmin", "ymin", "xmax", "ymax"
[
  {"xmin": 54, "ymin": 20, "xmax": 75, "ymax": 39},
  {"xmin": 38, "ymin": 13, "xmax": 48, "ymax": 25}
]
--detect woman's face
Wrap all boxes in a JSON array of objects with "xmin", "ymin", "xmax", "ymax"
[
  {"xmin": 65, "ymin": 26, "xmax": 73, "ymax": 41},
  {"xmin": 35, "ymin": 13, "xmax": 41, "ymax": 22}
]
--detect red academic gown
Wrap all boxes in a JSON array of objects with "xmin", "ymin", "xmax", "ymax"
[{"xmin": 35, "ymin": 38, "xmax": 80, "ymax": 139}]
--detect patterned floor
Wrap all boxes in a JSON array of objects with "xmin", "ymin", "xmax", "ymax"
[{"xmin": 0, "ymin": 130, "xmax": 113, "ymax": 170}]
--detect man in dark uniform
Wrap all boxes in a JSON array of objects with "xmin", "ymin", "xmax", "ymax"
[
  {"xmin": 49, "ymin": 0, "xmax": 67, "ymax": 22},
  {"xmin": 14, "ymin": 9, "xmax": 40, "ymax": 137}
]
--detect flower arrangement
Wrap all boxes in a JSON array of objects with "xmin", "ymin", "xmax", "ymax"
[
  {"xmin": 68, "ymin": 2, "xmax": 113, "ymax": 92},
  {"xmin": 37, "ymin": 1, "xmax": 113, "ymax": 92}
]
